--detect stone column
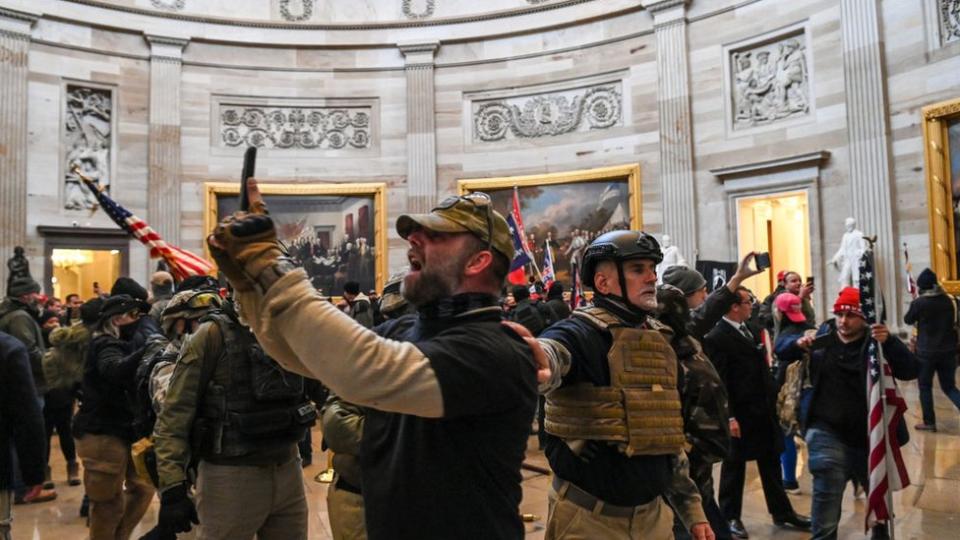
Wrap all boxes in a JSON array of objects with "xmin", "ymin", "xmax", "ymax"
[
  {"xmin": 839, "ymin": 0, "xmax": 899, "ymax": 322},
  {"xmin": 399, "ymin": 41, "xmax": 439, "ymax": 213},
  {"xmin": 0, "ymin": 8, "xmax": 37, "ymax": 287},
  {"xmin": 145, "ymin": 35, "xmax": 188, "ymax": 246},
  {"xmin": 643, "ymin": 0, "xmax": 697, "ymax": 262}
]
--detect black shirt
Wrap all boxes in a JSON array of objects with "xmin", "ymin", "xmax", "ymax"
[
  {"xmin": 360, "ymin": 293, "xmax": 537, "ymax": 540},
  {"xmin": 539, "ymin": 315, "xmax": 672, "ymax": 507},
  {"xmin": 904, "ymin": 291, "xmax": 958, "ymax": 354},
  {"xmin": 808, "ymin": 336, "xmax": 869, "ymax": 449}
]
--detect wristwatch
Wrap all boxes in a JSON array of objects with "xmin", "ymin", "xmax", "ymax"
[{"xmin": 255, "ymin": 257, "xmax": 298, "ymax": 292}]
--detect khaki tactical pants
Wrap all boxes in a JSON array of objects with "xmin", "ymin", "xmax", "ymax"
[
  {"xmin": 546, "ymin": 482, "xmax": 674, "ymax": 540},
  {"xmin": 326, "ymin": 473, "xmax": 367, "ymax": 540},
  {"xmin": 195, "ymin": 457, "xmax": 308, "ymax": 540},
  {"xmin": 76, "ymin": 434, "xmax": 155, "ymax": 540}
]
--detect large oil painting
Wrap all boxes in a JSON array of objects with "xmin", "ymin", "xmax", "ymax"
[
  {"xmin": 459, "ymin": 164, "xmax": 641, "ymax": 286},
  {"xmin": 205, "ymin": 182, "xmax": 387, "ymax": 296}
]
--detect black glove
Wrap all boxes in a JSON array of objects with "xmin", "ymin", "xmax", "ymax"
[
  {"xmin": 138, "ymin": 524, "xmax": 177, "ymax": 540},
  {"xmin": 158, "ymin": 483, "xmax": 199, "ymax": 534}
]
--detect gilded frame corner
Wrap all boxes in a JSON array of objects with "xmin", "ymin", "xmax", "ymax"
[
  {"xmin": 455, "ymin": 163, "xmax": 643, "ymax": 231},
  {"xmin": 922, "ymin": 98, "xmax": 960, "ymax": 294},
  {"xmin": 203, "ymin": 181, "xmax": 389, "ymax": 295}
]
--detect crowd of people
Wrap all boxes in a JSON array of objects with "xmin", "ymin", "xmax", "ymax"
[{"xmin": 0, "ymin": 186, "xmax": 953, "ymax": 540}]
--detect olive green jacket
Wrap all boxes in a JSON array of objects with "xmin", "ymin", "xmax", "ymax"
[
  {"xmin": 0, "ymin": 298, "xmax": 47, "ymax": 395},
  {"xmin": 44, "ymin": 321, "xmax": 91, "ymax": 392},
  {"xmin": 321, "ymin": 393, "xmax": 365, "ymax": 488}
]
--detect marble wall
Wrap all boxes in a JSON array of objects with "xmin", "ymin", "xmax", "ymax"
[{"xmin": 2, "ymin": 0, "xmax": 958, "ymax": 324}]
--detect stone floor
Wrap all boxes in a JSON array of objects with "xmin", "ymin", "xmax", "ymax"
[{"xmin": 10, "ymin": 378, "xmax": 960, "ymax": 539}]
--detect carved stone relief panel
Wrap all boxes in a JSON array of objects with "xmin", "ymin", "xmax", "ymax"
[
  {"xmin": 63, "ymin": 84, "xmax": 113, "ymax": 211},
  {"xmin": 941, "ymin": 0, "xmax": 960, "ymax": 44},
  {"xmin": 729, "ymin": 30, "xmax": 811, "ymax": 130},
  {"xmin": 217, "ymin": 101, "xmax": 373, "ymax": 150},
  {"xmin": 472, "ymin": 82, "xmax": 623, "ymax": 143},
  {"xmin": 150, "ymin": 0, "xmax": 185, "ymax": 11},
  {"xmin": 280, "ymin": 0, "xmax": 314, "ymax": 22},
  {"xmin": 402, "ymin": 0, "xmax": 436, "ymax": 20}
]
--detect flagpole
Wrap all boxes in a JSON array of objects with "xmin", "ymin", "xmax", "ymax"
[{"xmin": 866, "ymin": 238, "xmax": 896, "ymax": 540}]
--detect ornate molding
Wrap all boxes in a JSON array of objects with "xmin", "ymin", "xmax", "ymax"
[
  {"xmin": 941, "ymin": 0, "xmax": 960, "ymax": 44},
  {"xmin": 280, "ymin": 0, "xmax": 313, "ymax": 22},
  {"xmin": 729, "ymin": 30, "xmax": 810, "ymax": 130},
  {"xmin": 923, "ymin": 98, "xmax": 960, "ymax": 120},
  {"xmin": 150, "ymin": 0, "xmax": 185, "ymax": 11},
  {"xmin": 63, "ymin": 84, "xmax": 113, "ymax": 210},
  {"xmin": 402, "ymin": 0, "xmax": 436, "ymax": 20},
  {"xmin": 472, "ymin": 82, "xmax": 622, "ymax": 142},
  {"xmin": 218, "ymin": 103, "xmax": 373, "ymax": 150}
]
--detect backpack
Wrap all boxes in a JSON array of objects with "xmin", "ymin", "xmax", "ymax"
[
  {"xmin": 776, "ymin": 354, "xmax": 808, "ymax": 436},
  {"xmin": 509, "ymin": 301, "xmax": 547, "ymax": 336}
]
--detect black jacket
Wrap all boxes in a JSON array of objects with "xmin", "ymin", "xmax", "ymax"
[
  {"xmin": 703, "ymin": 319, "xmax": 783, "ymax": 459},
  {"xmin": 0, "ymin": 298, "xmax": 47, "ymax": 395},
  {"xmin": 0, "ymin": 331, "xmax": 46, "ymax": 489},
  {"xmin": 904, "ymin": 290, "xmax": 958, "ymax": 354},
  {"xmin": 73, "ymin": 332, "xmax": 142, "ymax": 442},
  {"xmin": 687, "ymin": 285, "xmax": 739, "ymax": 342}
]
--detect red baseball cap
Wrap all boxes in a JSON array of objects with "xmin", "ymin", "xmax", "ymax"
[{"xmin": 774, "ymin": 292, "xmax": 806, "ymax": 323}]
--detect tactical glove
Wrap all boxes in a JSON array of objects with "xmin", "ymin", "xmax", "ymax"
[
  {"xmin": 207, "ymin": 196, "xmax": 285, "ymax": 293},
  {"xmin": 158, "ymin": 482, "xmax": 199, "ymax": 534}
]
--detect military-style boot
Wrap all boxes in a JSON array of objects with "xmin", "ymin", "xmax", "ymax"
[
  {"xmin": 67, "ymin": 461, "xmax": 81, "ymax": 486},
  {"xmin": 43, "ymin": 465, "xmax": 54, "ymax": 489}
]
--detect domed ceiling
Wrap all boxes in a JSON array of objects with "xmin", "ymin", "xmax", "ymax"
[{"xmin": 68, "ymin": 0, "xmax": 594, "ymax": 25}]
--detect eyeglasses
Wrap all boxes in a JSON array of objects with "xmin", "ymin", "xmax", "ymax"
[{"xmin": 434, "ymin": 192, "xmax": 493, "ymax": 251}]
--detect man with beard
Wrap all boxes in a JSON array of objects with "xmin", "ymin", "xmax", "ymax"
[
  {"xmin": 206, "ymin": 185, "xmax": 539, "ymax": 539},
  {"xmin": 534, "ymin": 231, "xmax": 713, "ymax": 540}
]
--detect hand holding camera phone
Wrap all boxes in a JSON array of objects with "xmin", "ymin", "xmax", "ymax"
[{"xmin": 754, "ymin": 252, "xmax": 771, "ymax": 271}]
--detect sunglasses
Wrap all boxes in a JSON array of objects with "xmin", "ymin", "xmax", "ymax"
[{"xmin": 433, "ymin": 192, "xmax": 493, "ymax": 252}]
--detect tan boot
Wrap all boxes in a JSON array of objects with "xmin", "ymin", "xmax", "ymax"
[{"xmin": 67, "ymin": 461, "xmax": 81, "ymax": 486}]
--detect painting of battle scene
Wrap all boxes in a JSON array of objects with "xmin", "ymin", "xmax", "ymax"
[
  {"xmin": 211, "ymin": 186, "xmax": 384, "ymax": 296},
  {"xmin": 482, "ymin": 178, "xmax": 634, "ymax": 286}
]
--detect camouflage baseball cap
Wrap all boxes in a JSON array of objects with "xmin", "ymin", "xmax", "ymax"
[{"xmin": 396, "ymin": 192, "xmax": 515, "ymax": 261}]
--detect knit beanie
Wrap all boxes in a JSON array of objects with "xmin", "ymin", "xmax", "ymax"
[
  {"xmin": 7, "ymin": 275, "xmax": 41, "ymax": 297},
  {"xmin": 110, "ymin": 277, "xmax": 148, "ymax": 301},
  {"xmin": 80, "ymin": 297, "xmax": 104, "ymax": 325},
  {"xmin": 662, "ymin": 266, "xmax": 707, "ymax": 296},
  {"xmin": 916, "ymin": 268, "xmax": 937, "ymax": 291},
  {"xmin": 832, "ymin": 287, "xmax": 863, "ymax": 318}
]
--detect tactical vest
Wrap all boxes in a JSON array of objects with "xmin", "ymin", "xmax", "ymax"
[
  {"xmin": 193, "ymin": 312, "xmax": 316, "ymax": 460},
  {"xmin": 544, "ymin": 306, "xmax": 686, "ymax": 456}
]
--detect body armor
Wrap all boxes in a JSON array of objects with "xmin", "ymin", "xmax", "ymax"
[
  {"xmin": 193, "ymin": 312, "xmax": 316, "ymax": 460},
  {"xmin": 544, "ymin": 306, "xmax": 686, "ymax": 456}
]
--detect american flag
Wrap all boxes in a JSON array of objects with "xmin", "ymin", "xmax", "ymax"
[
  {"xmin": 860, "ymin": 248, "xmax": 910, "ymax": 531},
  {"xmin": 78, "ymin": 176, "xmax": 214, "ymax": 281}
]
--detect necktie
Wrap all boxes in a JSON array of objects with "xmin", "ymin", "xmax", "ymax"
[{"xmin": 739, "ymin": 323, "xmax": 753, "ymax": 341}]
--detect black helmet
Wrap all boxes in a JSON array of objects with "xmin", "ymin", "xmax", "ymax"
[{"xmin": 581, "ymin": 230, "xmax": 663, "ymax": 288}]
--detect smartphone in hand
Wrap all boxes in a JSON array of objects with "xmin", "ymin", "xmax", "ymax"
[{"xmin": 754, "ymin": 252, "xmax": 771, "ymax": 271}]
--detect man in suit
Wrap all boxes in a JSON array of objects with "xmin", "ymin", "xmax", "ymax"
[{"xmin": 703, "ymin": 287, "xmax": 809, "ymax": 539}]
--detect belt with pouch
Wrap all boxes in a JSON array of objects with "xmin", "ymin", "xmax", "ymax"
[{"xmin": 551, "ymin": 476, "xmax": 637, "ymax": 518}]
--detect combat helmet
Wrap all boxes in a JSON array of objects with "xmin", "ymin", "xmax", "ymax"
[
  {"xmin": 581, "ymin": 230, "xmax": 662, "ymax": 288},
  {"xmin": 160, "ymin": 289, "xmax": 222, "ymax": 336}
]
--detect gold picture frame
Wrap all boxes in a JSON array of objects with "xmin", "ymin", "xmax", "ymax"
[
  {"xmin": 204, "ymin": 181, "xmax": 388, "ymax": 296},
  {"xmin": 458, "ymin": 164, "xmax": 642, "ymax": 286},
  {"xmin": 922, "ymin": 97, "xmax": 960, "ymax": 294}
]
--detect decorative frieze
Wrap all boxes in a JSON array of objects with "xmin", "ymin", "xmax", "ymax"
[
  {"xmin": 280, "ymin": 0, "xmax": 313, "ymax": 22},
  {"xmin": 941, "ymin": 0, "xmax": 960, "ymax": 44},
  {"xmin": 150, "ymin": 0, "xmax": 185, "ymax": 11},
  {"xmin": 218, "ymin": 103, "xmax": 372, "ymax": 150},
  {"xmin": 64, "ymin": 84, "xmax": 113, "ymax": 211},
  {"xmin": 729, "ymin": 31, "xmax": 810, "ymax": 130},
  {"xmin": 472, "ymin": 82, "xmax": 622, "ymax": 142},
  {"xmin": 402, "ymin": 0, "xmax": 436, "ymax": 20}
]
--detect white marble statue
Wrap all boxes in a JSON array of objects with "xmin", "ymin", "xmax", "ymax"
[
  {"xmin": 656, "ymin": 234, "xmax": 687, "ymax": 282},
  {"xmin": 830, "ymin": 217, "xmax": 867, "ymax": 288}
]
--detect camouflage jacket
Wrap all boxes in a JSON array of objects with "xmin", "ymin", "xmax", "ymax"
[{"xmin": 674, "ymin": 335, "xmax": 731, "ymax": 463}]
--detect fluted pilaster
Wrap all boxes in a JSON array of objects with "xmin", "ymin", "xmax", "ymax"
[
  {"xmin": 400, "ymin": 41, "xmax": 439, "ymax": 214},
  {"xmin": 146, "ymin": 35, "xmax": 188, "ymax": 246},
  {"xmin": 0, "ymin": 8, "xmax": 37, "ymax": 287},
  {"xmin": 840, "ymin": 0, "xmax": 899, "ymax": 321},
  {"xmin": 645, "ymin": 0, "xmax": 697, "ymax": 262}
]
